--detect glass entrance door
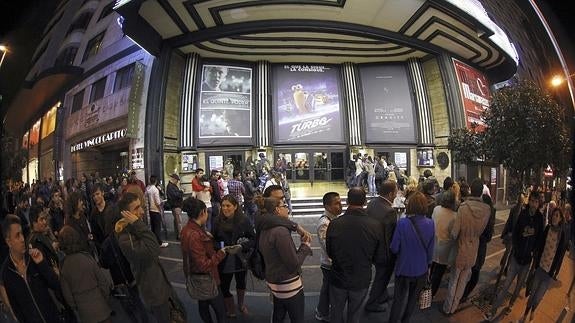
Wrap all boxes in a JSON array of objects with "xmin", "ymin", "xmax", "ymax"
[
  {"xmin": 278, "ymin": 150, "xmax": 345, "ymax": 182},
  {"xmin": 205, "ymin": 152, "xmax": 244, "ymax": 177}
]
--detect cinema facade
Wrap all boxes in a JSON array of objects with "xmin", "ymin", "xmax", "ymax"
[{"xmin": 115, "ymin": 0, "xmax": 518, "ymax": 201}]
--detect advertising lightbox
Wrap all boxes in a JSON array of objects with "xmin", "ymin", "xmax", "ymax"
[
  {"xmin": 272, "ymin": 64, "xmax": 344, "ymax": 143},
  {"xmin": 359, "ymin": 64, "xmax": 417, "ymax": 143},
  {"xmin": 453, "ymin": 59, "xmax": 491, "ymax": 131},
  {"xmin": 197, "ymin": 64, "xmax": 253, "ymax": 146}
]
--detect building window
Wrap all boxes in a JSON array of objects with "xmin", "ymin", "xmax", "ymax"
[
  {"xmin": 90, "ymin": 77, "xmax": 107, "ymax": 103},
  {"xmin": 54, "ymin": 46, "xmax": 78, "ymax": 67},
  {"xmin": 114, "ymin": 64, "xmax": 135, "ymax": 92},
  {"xmin": 71, "ymin": 90, "xmax": 85, "ymax": 113},
  {"xmin": 98, "ymin": 1, "xmax": 116, "ymax": 21},
  {"xmin": 66, "ymin": 12, "xmax": 93, "ymax": 35},
  {"xmin": 82, "ymin": 32, "xmax": 105, "ymax": 63}
]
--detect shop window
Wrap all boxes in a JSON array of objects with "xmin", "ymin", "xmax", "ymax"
[
  {"xmin": 98, "ymin": 1, "xmax": 116, "ymax": 21},
  {"xmin": 90, "ymin": 77, "xmax": 107, "ymax": 103},
  {"xmin": 113, "ymin": 63, "xmax": 135, "ymax": 92},
  {"xmin": 54, "ymin": 46, "xmax": 78, "ymax": 67},
  {"xmin": 66, "ymin": 12, "xmax": 93, "ymax": 35},
  {"xmin": 71, "ymin": 90, "xmax": 85, "ymax": 113},
  {"xmin": 82, "ymin": 31, "xmax": 105, "ymax": 63}
]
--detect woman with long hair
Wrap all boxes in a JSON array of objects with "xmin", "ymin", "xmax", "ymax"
[
  {"xmin": 212, "ymin": 195, "xmax": 255, "ymax": 317},
  {"xmin": 519, "ymin": 207, "xmax": 568, "ymax": 322},
  {"xmin": 59, "ymin": 225, "xmax": 112, "ymax": 323},
  {"xmin": 181, "ymin": 197, "xmax": 239, "ymax": 323}
]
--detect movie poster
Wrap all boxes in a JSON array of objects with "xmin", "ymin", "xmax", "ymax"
[
  {"xmin": 272, "ymin": 64, "xmax": 344, "ymax": 143},
  {"xmin": 198, "ymin": 64, "xmax": 253, "ymax": 146},
  {"xmin": 359, "ymin": 64, "xmax": 417, "ymax": 143},
  {"xmin": 453, "ymin": 59, "xmax": 491, "ymax": 131}
]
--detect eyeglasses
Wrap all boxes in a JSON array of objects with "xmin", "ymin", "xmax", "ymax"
[{"xmin": 279, "ymin": 204, "xmax": 288, "ymax": 209}]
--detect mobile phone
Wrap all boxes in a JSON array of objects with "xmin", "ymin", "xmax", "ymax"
[{"xmin": 220, "ymin": 241, "xmax": 225, "ymax": 249}]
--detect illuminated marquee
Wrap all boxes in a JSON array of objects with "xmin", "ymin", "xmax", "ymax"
[{"xmin": 70, "ymin": 129, "xmax": 127, "ymax": 153}]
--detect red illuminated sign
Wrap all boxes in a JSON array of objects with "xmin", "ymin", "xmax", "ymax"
[{"xmin": 453, "ymin": 59, "xmax": 491, "ymax": 132}]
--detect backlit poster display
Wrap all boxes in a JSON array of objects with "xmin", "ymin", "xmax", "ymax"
[
  {"xmin": 453, "ymin": 59, "xmax": 491, "ymax": 131},
  {"xmin": 359, "ymin": 64, "xmax": 416, "ymax": 143},
  {"xmin": 197, "ymin": 64, "xmax": 253, "ymax": 146},
  {"xmin": 272, "ymin": 64, "xmax": 344, "ymax": 143}
]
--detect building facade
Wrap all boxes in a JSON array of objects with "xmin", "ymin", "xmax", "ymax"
[
  {"xmin": 5, "ymin": 0, "xmax": 154, "ymax": 183},
  {"xmin": 114, "ymin": 0, "xmax": 518, "ymax": 200}
]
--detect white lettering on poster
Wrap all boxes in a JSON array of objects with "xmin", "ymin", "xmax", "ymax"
[
  {"xmin": 290, "ymin": 117, "xmax": 332, "ymax": 134},
  {"xmin": 462, "ymin": 83, "xmax": 489, "ymax": 106},
  {"xmin": 70, "ymin": 129, "xmax": 127, "ymax": 153}
]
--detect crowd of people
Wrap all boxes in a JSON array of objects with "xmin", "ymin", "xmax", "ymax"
[{"xmin": 0, "ymin": 165, "xmax": 573, "ymax": 323}]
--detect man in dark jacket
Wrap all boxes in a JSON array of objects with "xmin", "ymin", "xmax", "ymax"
[
  {"xmin": 327, "ymin": 188, "xmax": 385, "ymax": 323},
  {"xmin": 166, "ymin": 173, "xmax": 184, "ymax": 240},
  {"xmin": 1, "ymin": 215, "xmax": 60, "ymax": 323},
  {"xmin": 210, "ymin": 169, "xmax": 223, "ymax": 224},
  {"xmin": 487, "ymin": 191, "xmax": 545, "ymax": 321},
  {"xmin": 365, "ymin": 181, "xmax": 397, "ymax": 312},
  {"xmin": 116, "ymin": 192, "xmax": 176, "ymax": 323}
]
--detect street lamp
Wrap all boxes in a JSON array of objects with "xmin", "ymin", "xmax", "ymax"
[
  {"xmin": 551, "ymin": 73, "xmax": 575, "ymax": 87},
  {"xmin": 0, "ymin": 44, "xmax": 7, "ymax": 71}
]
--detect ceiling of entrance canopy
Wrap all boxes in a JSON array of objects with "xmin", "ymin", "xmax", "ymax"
[{"xmin": 117, "ymin": 0, "xmax": 516, "ymax": 76}]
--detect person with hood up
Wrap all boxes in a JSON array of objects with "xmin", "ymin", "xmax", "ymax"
[{"xmin": 442, "ymin": 178, "xmax": 491, "ymax": 315}]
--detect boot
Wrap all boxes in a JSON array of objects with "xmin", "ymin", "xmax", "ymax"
[
  {"xmin": 224, "ymin": 296, "xmax": 236, "ymax": 318},
  {"xmin": 237, "ymin": 289, "xmax": 248, "ymax": 315}
]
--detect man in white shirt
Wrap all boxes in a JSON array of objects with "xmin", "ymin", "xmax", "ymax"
[{"xmin": 146, "ymin": 175, "xmax": 168, "ymax": 248}]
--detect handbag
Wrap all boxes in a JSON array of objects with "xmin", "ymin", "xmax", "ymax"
[
  {"xmin": 407, "ymin": 217, "xmax": 432, "ymax": 310},
  {"xmin": 418, "ymin": 280, "xmax": 432, "ymax": 310},
  {"xmin": 186, "ymin": 273, "xmax": 219, "ymax": 300}
]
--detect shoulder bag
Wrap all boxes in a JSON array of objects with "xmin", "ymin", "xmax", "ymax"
[
  {"xmin": 408, "ymin": 216, "xmax": 432, "ymax": 310},
  {"xmin": 182, "ymin": 231, "xmax": 219, "ymax": 300}
]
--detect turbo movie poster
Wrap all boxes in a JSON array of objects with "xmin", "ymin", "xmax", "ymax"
[
  {"xmin": 198, "ymin": 64, "xmax": 252, "ymax": 146},
  {"xmin": 272, "ymin": 64, "xmax": 343, "ymax": 143},
  {"xmin": 453, "ymin": 59, "xmax": 491, "ymax": 132}
]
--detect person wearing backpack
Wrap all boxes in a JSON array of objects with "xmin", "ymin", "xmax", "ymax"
[{"xmin": 258, "ymin": 197, "xmax": 312, "ymax": 323}]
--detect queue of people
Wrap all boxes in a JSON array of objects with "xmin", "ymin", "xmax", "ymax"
[{"xmin": 0, "ymin": 168, "xmax": 573, "ymax": 323}]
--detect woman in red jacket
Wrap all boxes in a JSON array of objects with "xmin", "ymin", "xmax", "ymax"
[{"xmin": 181, "ymin": 197, "xmax": 240, "ymax": 323}]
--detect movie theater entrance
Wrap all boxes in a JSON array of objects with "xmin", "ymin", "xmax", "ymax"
[{"xmin": 275, "ymin": 150, "xmax": 345, "ymax": 183}]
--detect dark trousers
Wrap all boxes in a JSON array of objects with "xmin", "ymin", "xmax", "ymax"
[
  {"xmin": 316, "ymin": 266, "xmax": 331, "ymax": 317},
  {"xmin": 220, "ymin": 271, "xmax": 247, "ymax": 298},
  {"xmin": 150, "ymin": 300, "xmax": 170, "ymax": 323},
  {"xmin": 462, "ymin": 266, "xmax": 481, "ymax": 301},
  {"xmin": 366, "ymin": 261, "xmax": 394, "ymax": 307},
  {"xmin": 389, "ymin": 274, "xmax": 427, "ymax": 323},
  {"xmin": 116, "ymin": 285, "xmax": 149, "ymax": 323},
  {"xmin": 430, "ymin": 262, "xmax": 448, "ymax": 296},
  {"xmin": 212, "ymin": 202, "xmax": 221, "ymax": 223},
  {"xmin": 198, "ymin": 291, "xmax": 226, "ymax": 323},
  {"xmin": 243, "ymin": 201, "xmax": 257, "ymax": 225},
  {"xmin": 272, "ymin": 290, "xmax": 305, "ymax": 323},
  {"xmin": 329, "ymin": 285, "xmax": 368, "ymax": 323},
  {"xmin": 149, "ymin": 211, "xmax": 163, "ymax": 244}
]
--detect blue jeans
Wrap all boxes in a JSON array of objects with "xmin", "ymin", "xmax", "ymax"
[
  {"xmin": 491, "ymin": 256, "xmax": 530, "ymax": 314},
  {"xmin": 389, "ymin": 274, "xmax": 427, "ymax": 323},
  {"xmin": 526, "ymin": 267, "xmax": 552, "ymax": 310},
  {"xmin": 368, "ymin": 175, "xmax": 376, "ymax": 195}
]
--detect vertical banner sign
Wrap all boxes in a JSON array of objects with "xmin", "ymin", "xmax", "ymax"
[
  {"xmin": 127, "ymin": 62, "xmax": 146, "ymax": 138},
  {"xmin": 198, "ymin": 64, "xmax": 253, "ymax": 146},
  {"xmin": 453, "ymin": 59, "xmax": 491, "ymax": 131},
  {"xmin": 359, "ymin": 64, "xmax": 416, "ymax": 143},
  {"xmin": 272, "ymin": 64, "xmax": 343, "ymax": 143}
]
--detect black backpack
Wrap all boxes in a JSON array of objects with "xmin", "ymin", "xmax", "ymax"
[{"xmin": 247, "ymin": 232, "xmax": 266, "ymax": 280}]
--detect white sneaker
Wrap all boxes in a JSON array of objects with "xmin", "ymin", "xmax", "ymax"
[{"xmin": 160, "ymin": 242, "xmax": 169, "ymax": 248}]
